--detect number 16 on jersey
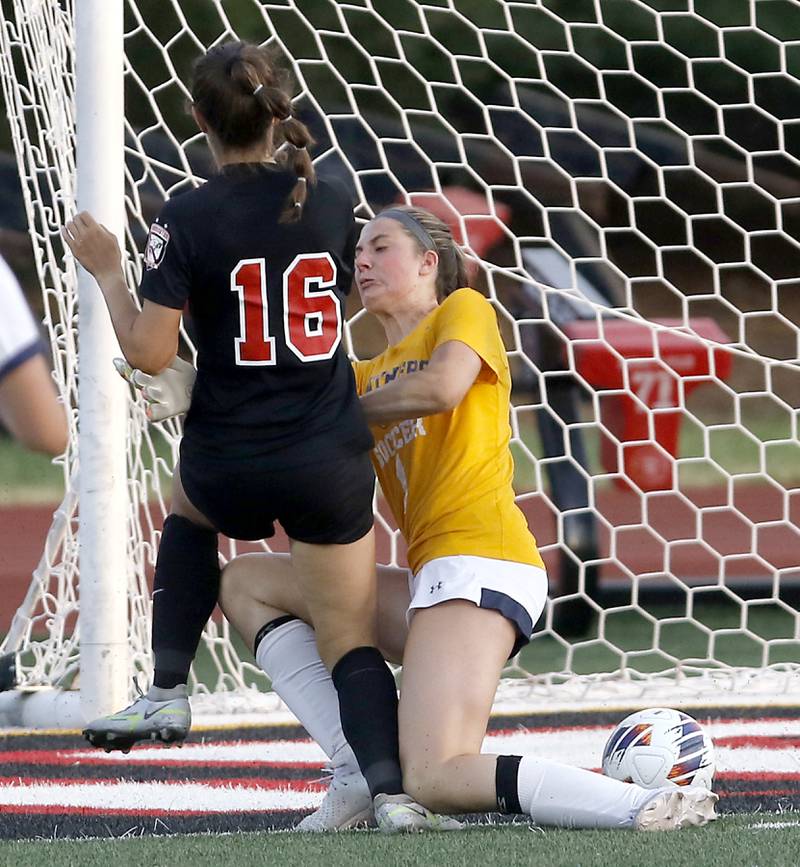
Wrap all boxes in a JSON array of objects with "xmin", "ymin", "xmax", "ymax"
[{"xmin": 231, "ymin": 253, "xmax": 343, "ymax": 366}]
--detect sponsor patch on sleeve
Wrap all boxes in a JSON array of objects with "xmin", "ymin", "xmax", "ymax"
[{"xmin": 144, "ymin": 222, "xmax": 171, "ymax": 270}]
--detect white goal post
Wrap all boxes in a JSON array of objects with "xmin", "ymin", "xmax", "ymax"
[{"xmin": 0, "ymin": 0, "xmax": 798, "ymax": 728}]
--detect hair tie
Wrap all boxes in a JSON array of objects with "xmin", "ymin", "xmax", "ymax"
[
  {"xmin": 252, "ymin": 83, "xmax": 264, "ymax": 96},
  {"xmin": 293, "ymin": 177, "xmax": 307, "ymax": 209}
]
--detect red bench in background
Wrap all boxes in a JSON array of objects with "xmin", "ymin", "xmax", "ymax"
[{"xmin": 564, "ymin": 318, "xmax": 733, "ymax": 492}]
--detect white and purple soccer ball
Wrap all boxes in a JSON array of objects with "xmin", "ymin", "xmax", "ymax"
[{"xmin": 602, "ymin": 707, "xmax": 715, "ymax": 790}]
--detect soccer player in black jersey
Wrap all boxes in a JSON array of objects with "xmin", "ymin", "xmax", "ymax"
[{"xmin": 63, "ymin": 41, "xmax": 414, "ymax": 819}]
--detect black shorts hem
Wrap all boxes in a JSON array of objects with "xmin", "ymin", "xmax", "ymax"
[
  {"xmin": 178, "ymin": 446, "xmax": 375, "ymax": 544},
  {"xmin": 479, "ymin": 588, "xmax": 534, "ymax": 658},
  {"xmin": 286, "ymin": 513, "xmax": 374, "ymax": 546}
]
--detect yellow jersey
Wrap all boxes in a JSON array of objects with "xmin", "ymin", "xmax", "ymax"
[{"xmin": 353, "ymin": 288, "xmax": 544, "ymax": 574}]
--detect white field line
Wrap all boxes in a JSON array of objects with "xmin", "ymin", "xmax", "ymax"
[
  {"xmin": 63, "ymin": 724, "xmax": 799, "ymax": 775},
  {"xmin": 748, "ymin": 820, "xmax": 800, "ymax": 830},
  {"xmin": 4, "ymin": 721, "xmax": 798, "ymax": 814},
  {"xmin": 0, "ymin": 781, "xmax": 323, "ymax": 812},
  {"xmin": 703, "ymin": 720, "xmax": 800, "ymax": 738},
  {"xmin": 67, "ymin": 739, "xmax": 329, "ymax": 764},
  {"xmin": 3, "ymin": 747, "xmax": 796, "ymax": 814}
]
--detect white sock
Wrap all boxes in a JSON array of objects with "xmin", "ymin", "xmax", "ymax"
[
  {"xmin": 516, "ymin": 756, "xmax": 654, "ymax": 829},
  {"xmin": 255, "ymin": 618, "xmax": 359, "ymax": 773}
]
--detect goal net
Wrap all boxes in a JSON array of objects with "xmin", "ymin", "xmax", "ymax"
[{"xmin": 1, "ymin": 0, "xmax": 798, "ymax": 724}]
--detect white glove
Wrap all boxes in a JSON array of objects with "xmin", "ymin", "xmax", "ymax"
[{"xmin": 113, "ymin": 355, "xmax": 196, "ymax": 422}]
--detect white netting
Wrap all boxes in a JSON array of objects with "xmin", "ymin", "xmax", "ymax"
[{"xmin": 1, "ymin": 0, "xmax": 799, "ymax": 715}]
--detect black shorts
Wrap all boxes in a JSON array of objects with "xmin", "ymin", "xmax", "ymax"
[{"xmin": 179, "ymin": 445, "xmax": 375, "ymax": 545}]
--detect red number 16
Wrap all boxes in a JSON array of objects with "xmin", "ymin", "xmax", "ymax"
[{"xmin": 231, "ymin": 253, "xmax": 342, "ymax": 365}]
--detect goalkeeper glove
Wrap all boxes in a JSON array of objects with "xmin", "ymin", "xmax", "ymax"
[{"xmin": 113, "ymin": 355, "xmax": 196, "ymax": 422}]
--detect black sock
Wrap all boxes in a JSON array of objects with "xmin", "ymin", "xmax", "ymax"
[
  {"xmin": 151, "ymin": 514, "xmax": 220, "ymax": 689},
  {"xmin": 331, "ymin": 646, "xmax": 403, "ymax": 798},
  {"xmin": 495, "ymin": 754, "xmax": 523, "ymax": 813}
]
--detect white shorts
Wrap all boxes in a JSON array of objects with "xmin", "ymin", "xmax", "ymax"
[{"xmin": 408, "ymin": 555, "xmax": 548, "ymax": 655}]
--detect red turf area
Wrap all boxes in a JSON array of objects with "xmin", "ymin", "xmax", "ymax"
[{"xmin": 3, "ymin": 484, "xmax": 798, "ymax": 632}]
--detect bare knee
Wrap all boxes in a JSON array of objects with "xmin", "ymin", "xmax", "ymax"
[{"xmin": 218, "ymin": 556, "xmax": 250, "ymax": 613}]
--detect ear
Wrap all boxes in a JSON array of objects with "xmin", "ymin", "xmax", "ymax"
[
  {"xmin": 419, "ymin": 248, "xmax": 439, "ymax": 277},
  {"xmin": 191, "ymin": 105, "xmax": 210, "ymax": 134}
]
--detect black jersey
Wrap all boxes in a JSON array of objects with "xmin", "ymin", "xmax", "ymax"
[{"xmin": 139, "ymin": 164, "xmax": 372, "ymax": 466}]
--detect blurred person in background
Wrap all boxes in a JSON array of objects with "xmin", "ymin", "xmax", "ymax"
[
  {"xmin": 0, "ymin": 249, "xmax": 67, "ymax": 693},
  {"xmin": 0, "ymin": 252, "xmax": 67, "ymax": 457}
]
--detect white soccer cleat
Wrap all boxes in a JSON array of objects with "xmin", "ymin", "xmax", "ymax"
[
  {"xmin": 678, "ymin": 787, "xmax": 719, "ymax": 828},
  {"xmin": 296, "ymin": 767, "xmax": 373, "ymax": 831},
  {"xmin": 83, "ymin": 686, "xmax": 191, "ymax": 753},
  {"xmin": 633, "ymin": 788, "xmax": 684, "ymax": 831},
  {"xmin": 373, "ymin": 793, "xmax": 464, "ymax": 834},
  {"xmin": 633, "ymin": 787, "xmax": 718, "ymax": 831}
]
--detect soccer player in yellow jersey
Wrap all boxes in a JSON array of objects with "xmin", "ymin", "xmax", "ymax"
[
  {"xmin": 129, "ymin": 206, "xmax": 717, "ymax": 833},
  {"xmin": 354, "ymin": 276, "xmax": 546, "ymax": 629},
  {"xmin": 355, "ymin": 284, "xmax": 545, "ymax": 577}
]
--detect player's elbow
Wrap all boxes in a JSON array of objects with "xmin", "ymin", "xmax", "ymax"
[
  {"xmin": 426, "ymin": 375, "xmax": 467, "ymax": 413},
  {"xmin": 30, "ymin": 401, "xmax": 69, "ymax": 456},
  {"xmin": 21, "ymin": 418, "xmax": 68, "ymax": 457},
  {"xmin": 132, "ymin": 358, "xmax": 169, "ymax": 376},
  {"xmin": 39, "ymin": 416, "xmax": 69, "ymax": 456},
  {"xmin": 124, "ymin": 345, "xmax": 176, "ymax": 377},
  {"xmin": 0, "ymin": 360, "xmax": 69, "ymax": 456},
  {"xmin": 122, "ymin": 318, "xmax": 180, "ymax": 376}
]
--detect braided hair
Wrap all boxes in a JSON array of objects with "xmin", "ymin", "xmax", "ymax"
[{"xmin": 191, "ymin": 41, "xmax": 315, "ymax": 222}]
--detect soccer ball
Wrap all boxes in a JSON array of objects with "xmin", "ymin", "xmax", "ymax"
[{"xmin": 601, "ymin": 707, "xmax": 715, "ymax": 789}]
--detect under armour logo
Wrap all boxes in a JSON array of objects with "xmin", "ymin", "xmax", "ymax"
[{"xmin": 429, "ymin": 581, "xmax": 443, "ymax": 593}]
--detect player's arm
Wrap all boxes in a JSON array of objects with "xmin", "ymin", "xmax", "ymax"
[
  {"xmin": 62, "ymin": 212, "xmax": 181, "ymax": 374},
  {"xmin": 359, "ymin": 339, "xmax": 482, "ymax": 426},
  {"xmin": 0, "ymin": 353, "xmax": 68, "ymax": 455}
]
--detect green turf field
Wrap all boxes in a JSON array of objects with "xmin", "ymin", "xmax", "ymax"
[
  {"xmin": 2, "ymin": 813, "xmax": 798, "ymax": 867},
  {"xmin": 520, "ymin": 601, "xmax": 800, "ymax": 676},
  {"xmin": 0, "ymin": 437, "xmax": 65, "ymax": 503}
]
